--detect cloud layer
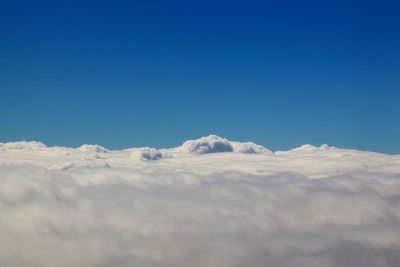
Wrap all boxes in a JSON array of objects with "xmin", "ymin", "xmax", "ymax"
[{"xmin": 1, "ymin": 136, "xmax": 400, "ymax": 267}]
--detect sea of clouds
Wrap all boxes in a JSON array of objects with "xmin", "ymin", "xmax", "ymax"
[{"xmin": 1, "ymin": 135, "xmax": 400, "ymax": 267}]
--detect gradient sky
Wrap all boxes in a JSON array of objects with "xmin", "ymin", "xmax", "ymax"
[{"xmin": 1, "ymin": 0, "xmax": 399, "ymax": 153}]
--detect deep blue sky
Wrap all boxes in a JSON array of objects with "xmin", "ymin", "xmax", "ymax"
[{"xmin": 1, "ymin": 0, "xmax": 399, "ymax": 153}]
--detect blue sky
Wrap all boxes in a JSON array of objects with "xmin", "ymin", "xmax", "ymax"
[{"xmin": 1, "ymin": 0, "xmax": 399, "ymax": 153}]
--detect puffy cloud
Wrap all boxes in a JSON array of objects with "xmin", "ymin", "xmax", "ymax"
[
  {"xmin": 231, "ymin": 141, "xmax": 272, "ymax": 154},
  {"xmin": 288, "ymin": 144, "xmax": 333, "ymax": 152},
  {"xmin": 180, "ymin": 135, "xmax": 271, "ymax": 155},
  {"xmin": 134, "ymin": 147, "xmax": 168, "ymax": 161},
  {"xmin": 0, "ymin": 137, "xmax": 400, "ymax": 267},
  {"xmin": 0, "ymin": 141, "xmax": 47, "ymax": 151},
  {"xmin": 77, "ymin": 144, "xmax": 110, "ymax": 153},
  {"xmin": 181, "ymin": 135, "xmax": 233, "ymax": 154}
]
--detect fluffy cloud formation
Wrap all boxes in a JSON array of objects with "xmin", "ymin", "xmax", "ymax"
[
  {"xmin": 231, "ymin": 141, "xmax": 272, "ymax": 154},
  {"xmin": 181, "ymin": 135, "xmax": 233, "ymax": 154},
  {"xmin": 0, "ymin": 141, "xmax": 47, "ymax": 151},
  {"xmin": 133, "ymin": 147, "xmax": 168, "ymax": 161},
  {"xmin": 0, "ymin": 136, "xmax": 400, "ymax": 267},
  {"xmin": 180, "ymin": 135, "xmax": 271, "ymax": 154},
  {"xmin": 77, "ymin": 144, "xmax": 110, "ymax": 153}
]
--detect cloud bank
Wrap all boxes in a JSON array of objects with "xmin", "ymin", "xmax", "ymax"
[{"xmin": 0, "ymin": 136, "xmax": 400, "ymax": 267}]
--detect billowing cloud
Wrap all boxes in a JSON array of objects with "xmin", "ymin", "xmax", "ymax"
[
  {"xmin": 0, "ymin": 141, "xmax": 47, "ymax": 151},
  {"xmin": 77, "ymin": 144, "xmax": 110, "ymax": 153},
  {"xmin": 231, "ymin": 141, "xmax": 272, "ymax": 154},
  {"xmin": 0, "ymin": 136, "xmax": 399, "ymax": 267},
  {"xmin": 181, "ymin": 135, "xmax": 233, "ymax": 154},
  {"xmin": 133, "ymin": 147, "xmax": 168, "ymax": 161}
]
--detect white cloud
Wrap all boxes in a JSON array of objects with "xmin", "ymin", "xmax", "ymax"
[
  {"xmin": 180, "ymin": 135, "xmax": 271, "ymax": 154},
  {"xmin": 0, "ymin": 136, "xmax": 399, "ymax": 267},
  {"xmin": 231, "ymin": 141, "xmax": 272, "ymax": 154},
  {"xmin": 133, "ymin": 147, "xmax": 168, "ymax": 161},
  {"xmin": 0, "ymin": 141, "xmax": 47, "ymax": 151},
  {"xmin": 181, "ymin": 135, "xmax": 233, "ymax": 154},
  {"xmin": 77, "ymin": 144, "xmax": 110, "ymax": 153}
]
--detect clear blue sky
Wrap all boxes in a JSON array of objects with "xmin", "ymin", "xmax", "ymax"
[{"xmin": 1, "ymin": 0, "xmax": 399, "ymax": 153}]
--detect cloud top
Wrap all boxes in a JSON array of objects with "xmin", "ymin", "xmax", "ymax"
[
  {"xmin": 134, "ymin": 147, "xmax": 167, "ymax": 161},
  {"xmin": 77, "ymin": 144, "xmax": 110, "ymax": 153},
  {"xmin": 179, "ymin": 135, "xmax": 271, "ymax": 154},
  {"xmin": 181, "ymin": 135, "xmax": 234, "ymax": 154},
  {"xmin": 231, "ymin": 141, "xmax": 272, "ymax": 154},
  {"xmin": 0, "ymin": 141, "xmax": 47, "ymax": 151}
]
